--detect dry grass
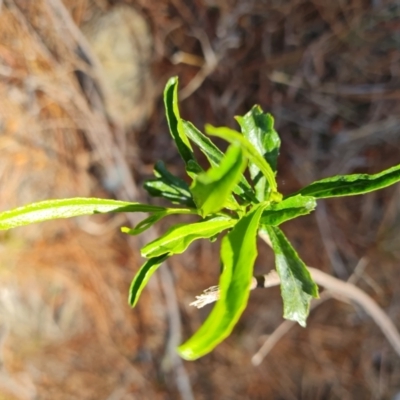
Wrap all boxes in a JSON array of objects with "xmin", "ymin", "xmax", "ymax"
[{"xmin": 1, "ymin": 0, "xmax": 400, "ymax": 399}]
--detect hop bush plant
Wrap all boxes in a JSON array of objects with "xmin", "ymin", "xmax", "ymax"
[{"xmin": 1, "ymin": 77, "xmax": 400, "ymax": 360}]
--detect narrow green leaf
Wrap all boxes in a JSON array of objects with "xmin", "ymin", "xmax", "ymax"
[
  {"xmin": 164, "ymin": 77, "xmax": 195, "ymax": 165},
  {"xmin": 122, "ymin": 214, "xmax": 165, "ymax": 236},
  {"xmin": 183, "ymin": 120, "xmax": 224, "ymax": 167},
  {"xmin": 121, "ymin": 207, "xmax": 197, "ymax": 236},
  {"xmin": 0, "ymin": 198, "xmax": 164, "ymax": 230},
  {"xmin": 144, "ymin": 161, "xmax": 195, "ymax": 207},
  {"xmin": 236, "ymin": 106, "xmax": 280, "ymax": 201},
  {"xmin": 144, "ymin": 180, "xmax": 192, "ymax": 205},
  {"xmin": 154, "ymin": 161, "xmax": 193, "ymax": 195},
  {"xmin": 260, "ymin": 195, "xmax": 316, "ymax": 226},
  {"xmin": 129, "ymin": 254, "xmax": 169, "ymax": 307},
  {"xmin": 190, "ymin": 145, "xmax": 246, "ymax": 217},
  {"xmin": 261, "ymin": 225, "xmax": 318, "ymax": 327},
  {"xmin": 205, "ymin": 124, "xmax": 280, "ymax": 199},
  {"xmin": 141, "ymin": 217, "xmax": 236, "ymax": 258},
  {"xmin": 178, "ymin": 203, "xmax": 266, "ymax": 360},
  {"xmin": 183, "ymin": 120, "xmax": 257, "ymax": 203},
  {"xmin": 295, "ymin": 163, "xmax": 400, "ymax": 199}
]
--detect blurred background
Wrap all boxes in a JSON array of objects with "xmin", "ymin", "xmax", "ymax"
[{"xmin": 1, "ymin": 0, "xmax": 400, "ymax": 398}]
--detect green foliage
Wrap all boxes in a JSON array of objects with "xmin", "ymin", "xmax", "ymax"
[
  {"xmin": 121, "ymin": 207, "xmax": 196, "ymax": 236},
  {"xmin": 0, "ymin": 198, "xmax": 164, "ymax": 230},
  {"xmin": 144, "ymin": 161, "xmax": 195, "ymax": 207},
  {"xmin": 129, "ymin": 254, "xmax": 169, "ymax": 307},
  {"xmin": 183, "ymin": 120, "xmax": 256, "ymax": 203},
  {"xmin": 236, "ymin": 106, "xmax": 280, "ymax": 201},
  {"xmin": 261, "ymin": 225, "xmax": 318, "ymax": 327},
  {"xmin": 293, "ymin": 163, "xmax": 400, "ymax": 199},
  {"xmin": 140, "ymin": 217, "xmax": 236, "ymax": 258},
  {"xmin": 260, "ymin": 195, "xmax": 316, "ymax": 226},
  {"xmin": 183, "ymin": 120, "xmax": 224, "ymax": 167},
  {"xmin": 190, "ymin": 145, "xmax": 246, "ymax": 217},
  {"xmin": 163, "ymin": 77, "xmax": 195, "ymax": 166},
  {"xmin": 205, "ymin": 124, "xmax": 279, "ymax": 198},
  {"xmin": 1, "ymin": 76, "xmax": 399, "ymax": 360},
  {"xmin": 178, "ymin": 203, "xmax": 266, "ymax": 360}
]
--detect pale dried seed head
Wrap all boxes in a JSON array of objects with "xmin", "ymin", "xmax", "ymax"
[{"xmin": 190, "ymin": 286, "xmax": 220, "ymax": 309}]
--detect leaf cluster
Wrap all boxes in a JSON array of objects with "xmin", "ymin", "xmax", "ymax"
[{"xmin": 1, "ymin": 77, "xmax": 399, "ymax": 360}]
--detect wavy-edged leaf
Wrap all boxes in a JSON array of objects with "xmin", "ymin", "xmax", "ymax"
[
  {"xmin": 261, "ymin": 225, "xmax": 318, "ymax": 327},
  {"xmin": 177, "ymin": 203, "xmax": 266, "ymax": 360},
  {"xmin": 190, "ymin": 145, "xmax": 246, "ymax": 217},
  {"xmin": 183, "ymin": 120, "xmax": 257, "ymax": 203},
  {"xmin": 295, "ymin": 164, "xmax": 400, "ymax": 199},
  {"xmin": 121, "ymin": 207, "xmax": 197, "ymax": 236},
  {"xmin": 260, "ymin": 195, "xmax": 316, "ymax": 226},
  {"xmin": 144, "ymin": 161, "xmax": 195, "ymax": 206},
  {"xmin": 141, "ymin": 217, "xmax": 236, "ymax": 258},
  {"xmin": 205, "ymin": 124, "xmax": 281, "ymax": 200},
  {"xmin": 164, "ymin": 77, "xmax": 194, "ymax": 165},
  {"xmin": 235, "ymin": 106, "xmax": 280, "ymax": 172},
  {"xmin": 129, "ymin": 254, "xmax": 169, "ymax": 307},
  {"xmin": 236, "ymin": 106, "xmax": 280, "ymax": 200},
  {"xmin": 0, "ymin": 198, "xmax": 164, "ymax": 230}
]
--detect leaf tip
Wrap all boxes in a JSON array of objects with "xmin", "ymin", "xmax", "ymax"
[
  {"xmin": 284, "ymin": 312, "xmax": 308, "ymax": 328},
  {"xmin": 298, "ymin": 320, "xmax": 307, "ymax": 328},
  {"xmin": 167, "ymin": 76, "xmax": 178, "ymax": 86},
  {"xmin": 128, "ymin": 286, "xmax": 138, "ymax": 308},
  {"xmin": 128, "ymin": 295, "xmax": 138, "ymax": 308},
  {"xmin": 176, "ymin": 344, "xmax": 198, "ymax": 361}
]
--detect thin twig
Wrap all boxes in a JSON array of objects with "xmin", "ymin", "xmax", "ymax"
[
  {"xmin": 259, "ymin": 231, "xmax": 400, "ymax": 358},
  {"xmin": 253, "ymin": 257, "xmax": 369, "ymax": 365},
  {"xmin": 252, "ymin": 291, "xmax": 332, "ymax": 366},
  {"xmin": 307, "ymin": 267, "xmax": 400, "ymax": 357},
  {"xmin": 178, "ymin": 28, "xmax": 218, "ymax": 100}
]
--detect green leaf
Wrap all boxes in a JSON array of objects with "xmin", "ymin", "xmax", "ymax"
[
  {"xmin": 121, "ymin": 207, "xmax": 197, "ymax": 236},
  {"xmin": 183, "ymin": 120, "xmax": 224, "ymax": 167},
  {"xmin": 295, "ymin": 164, "xmax": 400, "ymax": 199},
  {"xmin": 164, "ymin": 77, "xmax": 195, "ymax": 165},
  {"xmin": 261, "ymin": 225, "xmax": 318, "ymax": 327},
  {"xmin": 0, "ymin": 198, "xmax": 164, "ymax": 230},
  {"xmin": 190, "ymin": 145, "xmax": 246, "ymax": 217},
  {"xmin": 122, "ymin": 214, "xmax": 165, "ymax": 236},
  {"xmin": 144, "ymin": 161, "xmax": 195, "ymax": 207},
  {"xmin": 260, "ymin": 195, "xmax": 316, "ymax": 226},
  {"xmin": 183, "ymin": 120, "xmax": 257, "ymax": 203},
  {"xmin": 178, "ymin": 203, "xmax": 266, "ymax": 360},
  {"xmin": 129, "ymin": 254, "xmax": 169, "ymax": 307},
  {"xmin": 236, "ymin": 106, "xmax": 280, "ymax": 201},
  {"xmin": 205, "ymin": 124, "xmax": 281, "ymax": 200},
  {"xmin": 144, "ymin": 180, "xmax": 191, "ymax": 205},
  {"xmin": 141, "ymin": 217, "xmax": 236, "ymax": 258},
  {"xmin": 235, "ymin": 106, "xmax": 280, "ymax": 173}
]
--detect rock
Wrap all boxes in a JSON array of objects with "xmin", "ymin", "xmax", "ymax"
[{"xmin": 81, "ymin": 5, "xmax": 154, "ymax": 129}]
